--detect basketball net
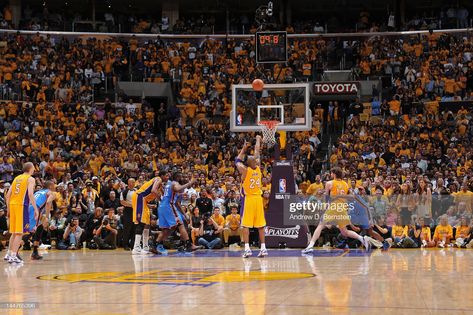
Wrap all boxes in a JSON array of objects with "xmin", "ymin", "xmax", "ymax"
[{"xmin": 258, "ymin": 120, "xmax": 280, "ymax": 147}]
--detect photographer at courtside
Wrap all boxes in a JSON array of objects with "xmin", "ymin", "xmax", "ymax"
[
  {"xmin": 197, "ymin": 212, "xmax": 223, "ymax": 249},
  {"xmin": 63, "ymin": 217, "xmax": 83, "ymax": 250},
  {"xmin": 93, "ymin": 208, "xmax": 119, "ymax": 249}
]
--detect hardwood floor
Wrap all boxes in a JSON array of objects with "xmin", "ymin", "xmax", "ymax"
[{"xmin": 1, "ymin": 248, "xmax": 472, "ymax": 314}]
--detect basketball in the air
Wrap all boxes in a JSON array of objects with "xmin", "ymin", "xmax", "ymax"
[{"xmin": 252, "ymin": 79, "xmax": 264, "ymax": 91}]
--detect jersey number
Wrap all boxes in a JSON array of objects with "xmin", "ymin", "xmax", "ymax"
[
  {"xmin": 249, "ymin": 178, "xmax": 261, "ymax": 189},
  {"xmin": 14, "ymin": 183, "xmax": 21, "ymax": 194}
]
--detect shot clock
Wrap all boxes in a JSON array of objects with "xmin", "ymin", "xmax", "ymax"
[{"xmin": 255, "ymin": 31, "xmax": 288, "ymax": 63}]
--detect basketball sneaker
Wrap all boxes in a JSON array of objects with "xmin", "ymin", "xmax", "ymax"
[
  {"xmin": 3, "ymin": 253, "xmax": 9, "ymax": 261},
  {"xmin": 31, "ymin": 252, "xmax": 43, "ymax": 260},
  {"xmin": 367, "ymin": 237, "xmax": 383, "ymax": 249},
  {"xmin": 382, "ymin": 241, "xmax": 391, "ymax": 251},
  {"xmin": 8, "ymin": 255, "xmax": 23, "ymax": 264},
  {"xmin": 301, "ymin": 247, "xmax": 314, "ymax": 254},
  {"xmin": 242, "ymin": 249, "xmax": 252, "ymax": 258},
  {"xmin": 141, "ymin": 247, "xmax": 151, "ymax": 255},
  {"xmin": 362, "ymin": 236, "xmax": 371, "ymax": 251},
  {"xmin": 131, "ymin": 247, "xmax": 142, "ymax": 255},
  {"xmin": 257, "ymin": 249, "xmax": 268, "ymax": 258},
  {"xmin": 156, "ymin": 244, "xmax": 168, "ymax": 256},
  {"xmin": 16, "ymin": 253, "xmax": 23, "ymax": 262}
]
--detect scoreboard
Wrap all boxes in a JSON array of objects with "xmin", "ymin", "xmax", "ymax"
[{"xmin": 255, "ymin": 31, "xmax": 288, "ymax": 63}]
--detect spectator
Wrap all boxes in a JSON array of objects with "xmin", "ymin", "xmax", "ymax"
[
  {"xmin": 391, "ymin": 218, "xmax": 416, "ymax": 248},
  {"xmin": 212, "ymin": 191, "xmax": 225, "ymax": 210},
  {"xmin": 372, "ymin": 216, "xmax": 392, "ymax": 246},
  {"xmin": 93, "ymin": 208, "xmax": 118, "ymax": 249},
  {"xmin": 49, "ymin": 210, "xmax": 67, "ymax": 247},
  {"xmin": 197, "ymin": 214, "xmax": 222, "ymax": 249},
  {"xmin": 210, "ymin": 207, "xmax": 225, "ymax": 236},
  {"xmin": 223, "ymin": 206, "xmax": 242, "ymax": 245},
  {"xmin": 82, "ymin": 181, "xmax": 99, "ymax": 213},
  {"xmin": 0, "ymin": 182, "xmax": 5, "ymax": 210},
  {"xmin": 189, "ymin": 206, "xmax": 202, "ymax": 246},
  {"xmin": 120, "ymin": 178, "xmax": 136, "ymax": 250},
  {"xmin": 433, "ymin": 215, "xmax": 454, "ymax": 248},
  {"xmin": 148, "ymin": 215, "xmax": 160, "ymax": 248},
  {"xmin": 223, "ymin": 190, "xmax": 239, "ymax": 214},
  {"xmin": 417, "ymin": 217, "xmax": 435, "ymax": 247},
  {"xmin": 454, "ymin": 217, "xmax": 470, "ymax": 247},
  {"xmin": 196, "ymin": 190, "xmax": 213, "ymax": 216},
  {"xmin": 85, "ymin": 207, "xmax": 104, "ymax": 244},
  {"xmin": 0, "ymin": 208, "xmax": 9, "ymax": 250},
  {"xmin": 0, "ymin": 156, "xmax": 14, "ymax": 182},
  {"xmin": 104, "ymin": 191, "xmax": 122, "ymax": 213},
  {"xmin": 62, "ymin": 217, "xmax": 83, "ymax": 250}
]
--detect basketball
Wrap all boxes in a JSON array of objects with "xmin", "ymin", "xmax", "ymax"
[{"xmin": 252, "ymin": 79, "xmax": 264, "ymax": 91}]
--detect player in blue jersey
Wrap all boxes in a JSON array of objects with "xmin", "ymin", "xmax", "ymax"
[
  {"xmin": 155, "ymin": 171, "xmax": 196, "ymax": 255},
  {"xmin": 28, "ymin": 181, "xmax": 56, "ymax": 260}
]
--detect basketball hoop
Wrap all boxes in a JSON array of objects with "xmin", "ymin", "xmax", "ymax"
[{"xmin": 258, "ymin": 120, "xmax": 281, "ymax": 147}]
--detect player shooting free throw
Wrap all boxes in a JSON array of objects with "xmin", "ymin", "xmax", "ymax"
[{"xmin": 236, "ymin": 135, "xmax": 268, "ymax": 258}]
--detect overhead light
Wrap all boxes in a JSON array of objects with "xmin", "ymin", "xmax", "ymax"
[{"xmin": 266, "ymin": 1, "xmax": 273, "ymax": 17}]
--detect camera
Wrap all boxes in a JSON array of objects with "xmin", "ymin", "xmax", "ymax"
[
  {"xmin": 102, "ymin": 219, "xmax": 109, "ymax": 226},
  {"xmin": 201, "ymin": 213, "xmax": 210, "ymax": 222},
  {"xmin": 69, "ymin": 222, "xmax": 75, "ymax": 228}
]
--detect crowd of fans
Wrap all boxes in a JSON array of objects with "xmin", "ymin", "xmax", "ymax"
[
  {"xmin": 0, "ymin": 3, "xmax": 470, "ymax": 34},
  {"xmin": 0, "ymin": 26, "xmax": 472, "ymax": 252}
]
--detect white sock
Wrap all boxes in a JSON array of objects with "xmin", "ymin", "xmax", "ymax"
[
  {"xmin": 6, "ymin": 250, "xmax": 10, "ymax": 256},
  {"xmin": 244, "ymin": 243, "xmax": 250, "ymax": 251},
  {"xmin": 133, "ymin": 235, "xmax": 142, "ymax": 250},
  {"xmin": 142, "ymin": 229, "xmax": 149, "ymax": 249},
  {"xmin": 307, "ymin": 241, "xmax": 315, "ymax": 248},
  {"xmin": 260, "ymin": 243, "xmax": 266, "ymax": 250}
]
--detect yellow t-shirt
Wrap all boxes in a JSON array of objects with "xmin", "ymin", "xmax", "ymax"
[
  {"xmin": 389, "ymin": 100, "xmax": 400, "ymax": 113},
  {"xmin": 433, "ymin": 225, "xmax": 453, "ymax": 241},
  {"xmin": 455, "ymin": 226, "xmax": 470, "ymax": 239},
  {"xmin": 211, "ymin": 214, "xmax": 225, "ymax": 227},
  {"xmin": 306, "ymin": 182, "xmax": 324, "ymax": 195},
  {"xmin": 392, "ymin": 225, "xmax": 408, "ymax": 238},
  {"xmin": 225, "ymin": 214, "xmax": 241, "ymax": 230},
  {"xmin": 420, "ymin": 226, "xmax": 431, "ymax": 241}
]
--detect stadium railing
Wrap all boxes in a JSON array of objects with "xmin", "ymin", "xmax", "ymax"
[{"xmin": 0, "ymin": 27, "xmax": 471, "ymax": 39}]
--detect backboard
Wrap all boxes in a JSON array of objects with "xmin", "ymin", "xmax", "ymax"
[{"xmin": 230, "ymin": 83, "xmax": 311, "ymax": 132}]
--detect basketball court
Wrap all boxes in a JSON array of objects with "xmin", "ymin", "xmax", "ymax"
[{"xmin": 2, "ymin": 248, "xmax": 472, "ymax": 314}]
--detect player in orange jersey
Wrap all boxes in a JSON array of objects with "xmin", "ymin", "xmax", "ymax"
[
  {"xmin": 4, "ymin": 162, "xmax": 38, "ymax": 264},
  {"xmin": 302, "ymin": 167, "xmax": 370, "ymax": 254},
  {"xmin": 236, "ymin": 135, "xmax": 267, "ymax": 258}
]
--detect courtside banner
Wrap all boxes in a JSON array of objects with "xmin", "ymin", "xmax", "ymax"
[
  {"xmin": 283, "ymin": 194, "xmax": 471, "ymax": 227},
  {"xmin": 313, "ymin": 81, "xmax": 360, "ymax": 95}
]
